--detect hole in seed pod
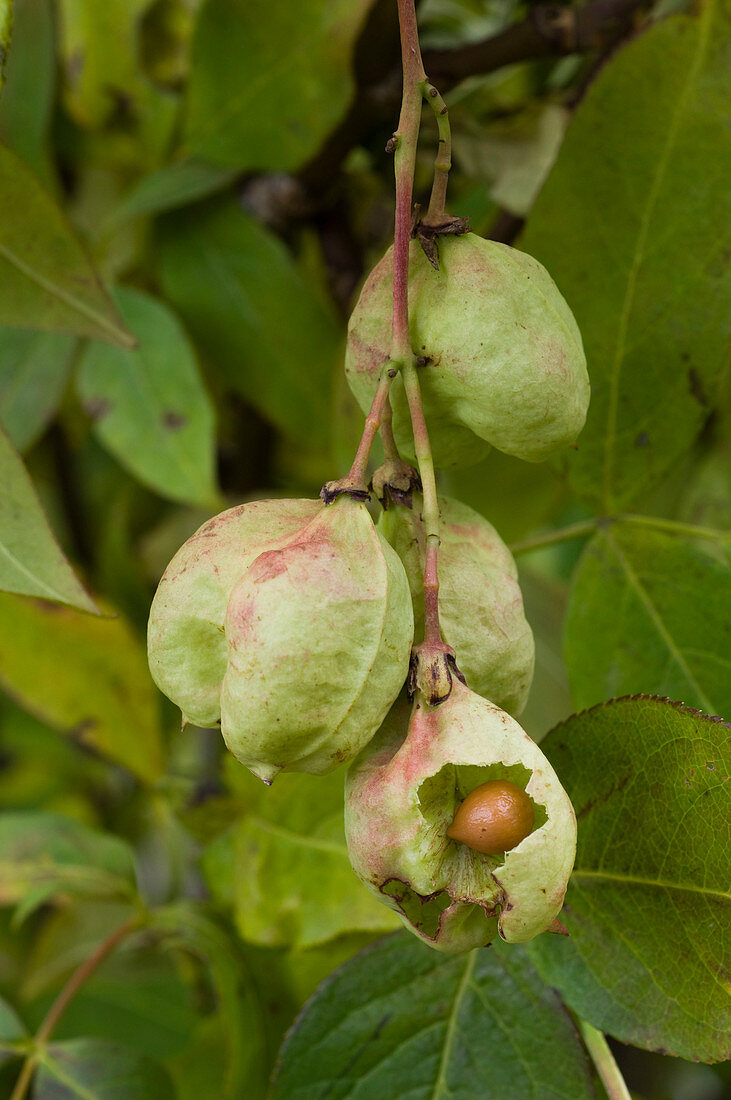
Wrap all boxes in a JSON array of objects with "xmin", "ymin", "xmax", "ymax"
[
  {"xmin": 381, "ymin": 880, "xmax": 452, "ymax": 939},
  {"xmin": 418, "ymin": 762, "xmax": 546, "ymax": 864}
]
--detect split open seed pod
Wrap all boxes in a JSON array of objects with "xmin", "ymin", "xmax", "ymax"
[
  {"xmin": 345, "ymin": 235, "xmax": 589, "ymax": 468},
  {"xmin": 345, "ymin": 681, "xmax": 576, "ymax": 953}
]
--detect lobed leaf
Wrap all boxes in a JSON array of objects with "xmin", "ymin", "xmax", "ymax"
[{"xmin": 533, "ymin": 696, "xmax": 731, "ymax": 1062}]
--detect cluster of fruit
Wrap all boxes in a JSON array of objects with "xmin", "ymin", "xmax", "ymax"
[{"xmin": 148, "ymin": 232, "xmax": 589, "ymax": 953}]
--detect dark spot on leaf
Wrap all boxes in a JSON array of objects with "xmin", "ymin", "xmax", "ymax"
[
  {"xmin": 706, "ymin": 761, "xmax": 715, "ymax": 770},
  {"xmin": 634, "ymin": 431, "xmax": 650, "ymax": 448},
  {"xmin": 688, "ymin": 368, "xmax": 708, "ymax": 406},
  {"xmin": 85, "ymin": 397, "xmax": 111, "ymax": 421},
  {"xmin": 163, "ymin": 411, "xmax": 187, "ymax": 430}
]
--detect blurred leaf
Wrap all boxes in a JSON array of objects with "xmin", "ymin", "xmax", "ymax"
[
  {"xmin": 57, "ymin": 0, "xmax": 152, "ymax": 129},
  {"xmin": 0, "ymin": 0, "xmax": 54, "ymax": 181},
  {"xmin": 22, "ymin": 900, "xmax": 139, "ymax": 1001},
  {"xmin": 565, "ymin": 523, "xmax": 731, "ymax": 718},
  {"xmin": 158, "ymin": 197, "xmax": 340, "ymax": 447},
  {"xmin": 107, "ymin": 159, "xmax": 237, "ymax": 229},
  {"xmin": 0, "ymin": 993, "xmax": 27, "ymax": 1067},
  {"xmin": 0, "ymin": 427, "xmax": 98, "ymax": 612},
  {"xmin": 533, "ymin": 697, "xmax": 731, "ymax": 1062},
  {"xmin": 77, "ymin": 286, "xmax": 219, "ymax": 507},
  {"xmin": 165, "ymin": 1015, "xmax": 232, "ymax": 1100},
  {"xmin": 0, "ymin": 328, "xmax": 76, "ymax": 450},
  {"xmin": 184, "ymin": 0, "xmax": 375, "ymax": 170},
  {"xmin": 203, "ymin": 766, "xmax": 398, "ymax": 949},
  {"xmin": 151, "ymin": 902, "xmax": 266, "ymax": 1099},
  {"xmin": 0, "ymin": 144, "xmax": 134, "ymax": 345},
  {"xmin": 273, "ymin": 933, "xmax": 597, "ymax": 1098},
  {"xmin": 453, "ymin": 102, "xmax": 568, "ymax": 217},
  {"xmin": 0, "ymin": 593, "xmax": 166, "ymax": 782},
  {"xmin": 0, "ymin": 703, "xmax": 108, "ymax": 819},
  {"xmin": 522, "ymin": 2, "xmax": 731, "ymax": 511},
  {"xmin": 442, "ymin": 447, "xmax": 569, "ymax": 545},
  {"xmin": 517, "ymin": 566, "xmax": 573, "ymax": 743},
  {"xmin": 0, "ymin": 811, "xmax": 136, "ymax": 922},
  {"xmin": 35, "ymin": 1038, "xmax": 175, "ymax": 1099},
  {"xmin": 0, "ymin": 1, "xmax": 10, "ymax": 92}
]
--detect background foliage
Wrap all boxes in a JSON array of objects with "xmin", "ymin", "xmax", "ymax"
[{"xmin": 0, "ymin": 0, "xmax": 728, "ymax": 1097}]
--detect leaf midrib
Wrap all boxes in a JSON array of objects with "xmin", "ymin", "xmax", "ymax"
[
  {"xmin": 571, "ymin": 868, "xmax": 729, "ymax": 901},
  {"xmin": 604, "ymin": 527, "xmax": 716, "ymax": 714}
]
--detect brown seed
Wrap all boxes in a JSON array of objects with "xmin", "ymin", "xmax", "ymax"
[{"xmin": 447, "ymin": 780, "xmax": 534, "ymax": 854}]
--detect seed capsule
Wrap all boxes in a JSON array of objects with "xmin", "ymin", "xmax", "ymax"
[
  {"xmin": 378, "ymin": 494, "xmax": 534, "ymax": 715},
  {"xmin": 345, "ymin": 680, "xmax": 577, "ymax": 952},
  {"xmin": 346, "ymin": 235, "xmax": 589, "ymax": 468},
  {"xmin": 447, "ymin": 780, "xmax": 535, "ymax": 854}
]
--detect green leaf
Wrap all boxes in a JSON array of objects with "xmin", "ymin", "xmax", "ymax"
[
  {"xmin": 0, "ymin": 1, "xmax": 11, "ymax": 93},
  {"xmin": 184, "ymin": 0, "xmax": 375, "ymax": 170},
  {"xmin": 77, "ymin": 286, "xmax": 219, "ymax": 507},
  {"xmin": 56, "ymin": 0, "xmax": 151, "ymax": 129},
  {"xmin": 107, "ymin": 159, "xmax": 237, "ymax": 229},
  {"xmin": 0, "ymin": 0, "xmax": 55, "ymax": 180},
  {"xmin": 35, "ymin": 1039, "xmax": 175, "ymax": 1099},
  {"xmin": 0, "ymin": 811, "xmax": 136, "ymax": 921},
  {"xmin": 0, "ymin": 144, "xmax": 134, "ymax": 345},
  {"xmin": 0, "ymin": 327, "xmax": 76, "ymax": 450},
  {"xmin": 565, "ymin": 524, "xmax": 731, "ymax": 718},
  {"xmin": 0, "ymin": 426, "xmax": 98, "ymax": 612},
  {"xmin": 0, "ymin": 592, "xmax": 166, "ymax": 782},
  {"xmin": 532, "ymin": 696, "xmax": 730, "ymax": 1062},
  {"xmin": 273, "ymin": 933, "xmax": 597, "ymax": 1099},
  {"xmin": 0, "ymin": 993, "xmax": 27, "ymax": 1068},
  {"xmin": 151, "ymin": 902, "xmax": 266, "ymax": 1099},
  {"xmin": 522, "ymin": 1, "xmax": 731, "ymax": 510},
  {"xmin": 158, "ymin": 197, "xmax": 339, "ymax": 447},
  {"xmin": 203, "ymin": 766, "xmax": 398, "ymax": 949}
]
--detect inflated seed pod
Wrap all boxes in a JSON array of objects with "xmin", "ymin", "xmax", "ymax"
[
  {"xmin": 378, "ymin": 495, "xmax": 534, "ymax": 714},
  {"xmin": 148, "ymin": 498, "xmax": 322, "ymax": 728},
  {"xmin": 219, "ymin": 495, "xmax": 413, "ymax": 782},
  {"xmin": 148, "ymin": 495, "xmax": 414, "ymax": 782},
  {"xmin": 345, "ymin": 681, "xmax": 576, "ymax": 953},
  {"xmin": 346, "ymin": 235, "xmax": 589, "ymax": 468}
]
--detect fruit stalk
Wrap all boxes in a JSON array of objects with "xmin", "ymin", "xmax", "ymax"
[
  {"xmin": 422, "ymin": 81, "xmax": 452, "ymax": 224},
  {"xmin": 392, "ymin": 0, "xmax": 446, "ymax": 651},
  {"xmin": 327, "ymin": 0, "xmax": 427, "ymax": 495}
]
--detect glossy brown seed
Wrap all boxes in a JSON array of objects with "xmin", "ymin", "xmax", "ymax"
[{"xmin": 447, "ymin": 779, "xmax": 534, "ymax": 854}]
